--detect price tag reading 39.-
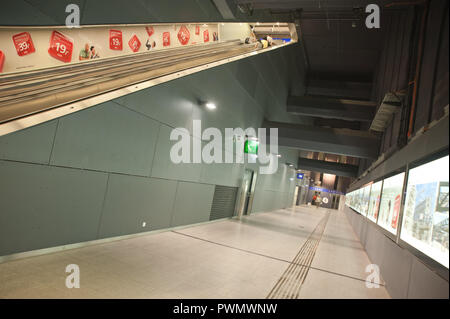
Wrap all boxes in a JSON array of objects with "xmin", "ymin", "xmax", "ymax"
[
  {"xmin": 48, "ymin": 31, "xmax": 73, "ymax": 63},
  {"xmin": 12, "ymin": 32, "xmax": 35, "ymax": 56}
]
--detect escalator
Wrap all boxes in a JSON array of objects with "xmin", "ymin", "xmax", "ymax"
[{"xmin": 0, "ymin": 39, "xmax": 263, "ymax": 135}]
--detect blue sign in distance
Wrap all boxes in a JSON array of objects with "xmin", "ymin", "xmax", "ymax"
[{"xmin": 297, "ymin": 173, "xmax": 304, "ymax": 179}]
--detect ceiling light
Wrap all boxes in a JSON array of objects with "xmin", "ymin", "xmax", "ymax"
[
  {"xmin": 277, "ymin": 154, "xmax": 282, "ymax": 157},
  {"xmin": 205, "ymin": 102, "xmax": 216, "ymax": 110}
]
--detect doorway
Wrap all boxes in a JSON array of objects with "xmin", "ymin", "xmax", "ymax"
[
  {"xmin": 293, "ymin": 186, "xmax": 299, "ymax": 207},
  {"xmin": 237, "ymin": 169, "xmax": 257, "ymax": 217},
  {"xmin": 331, "ymin": 194, "xmax": 341, "ymax": 209}
]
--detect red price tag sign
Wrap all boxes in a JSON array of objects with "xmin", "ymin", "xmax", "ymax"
[
  {"xmin": 48, "ymin": 31, "xmax": 73, "ymax": 63},
  {"xmin": 128, "ymin": 34, "xmax": 141, "ymax": 52},
  {"xmin": 109, "ymin": 30, "xmax": 123, "ymax": 50},
  {"xmin": 12, "ymin": 32, "xmax": 35, "ymax": 56},
  {"xmin": 0, "ymin": 50, "xmax": 5, "ymax": 73},
  {"xmin": 163, "ymin": 32, "xmax": 171, "ymax": 47},
  {"xmin": 195, "ymin": 25, "xmax": 200, "ymax": 35},
  {"xmin": 177, "ymin": 25, "xmax": 190, "ymax": 45},
  {"xmin": 146, "ymin": 26, "xmax": 154, "ymax": 37},
  {"xmin": 203, "ymin": 30, "xmax": 209, "ymax": 42}
]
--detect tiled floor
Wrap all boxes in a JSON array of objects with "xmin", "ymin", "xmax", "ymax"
[{"xmin": 0, "ymin": 206, "xmax": 390, "ymax": 299}]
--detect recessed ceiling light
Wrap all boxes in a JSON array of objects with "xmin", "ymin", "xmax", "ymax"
[{"xmin": 277, "ymin": 154, "xmax": 282, "ymax": 157}]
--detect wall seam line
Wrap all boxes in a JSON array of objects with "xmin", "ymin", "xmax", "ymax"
[
  {"xmin": 148, "ymin": 122, "xmax": 161, "ymax": 178},
  {"xmin": 47, "ymin": 118, "xmax": 60, "ymax": 165},
  {"xmin": 169, "ymin": 181, "xmax": 180, "ymax": 227},
  {"xmin": 95, "ymin": 173, "xmax": 111, "ymax": 240}
]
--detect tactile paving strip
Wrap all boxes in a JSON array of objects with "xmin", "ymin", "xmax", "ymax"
[{"xmin": 267, "ymin": 212, "xmax": 330, "ymax": 299}]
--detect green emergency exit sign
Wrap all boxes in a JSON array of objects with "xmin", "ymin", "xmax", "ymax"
[{"xmin": 244, "ymin": 140, "xmax": 258, "ymax": 154}]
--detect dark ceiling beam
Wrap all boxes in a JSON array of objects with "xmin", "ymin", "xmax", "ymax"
[
  {"xmin": 297, "ymin": 157, "xmax": 359, "ymax": 177},
  {"xmin": 264, "ymin": 120, "xmax": 380, "ymax": 159},
  {"xmin": 306, "ymin": 79, "xmax": 373, "ymax": 100},
  {"xmin": 287, "ymin": 95, "xmax": 376, "ymax": 121},
  {"xmin": 314, "ymin": 118, "xmax": 361, "ymax": 130}
]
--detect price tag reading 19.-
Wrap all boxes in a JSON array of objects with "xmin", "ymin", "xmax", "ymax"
[
  {"xmin": 12, "ymin": 32, "xmax": 35, "ymax": 56},
  {"xmin": 109, "ymin": 30, "xmax": 123, "ymax": 50},
  {"xmin": 48, "ymin": 31, "xmax": 73, "ymax": 63}
]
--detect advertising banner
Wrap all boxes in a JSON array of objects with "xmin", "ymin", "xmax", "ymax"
[
  {"xmin": 145, "ymin": 26, "xmax": 154, "ymax": 37},
  {"xmin": 109, "ymin": 30, "xmax": 123, "ymax": 51},
  {"xmin": 367, "ymin": 180, "xmax": 382, "ymax": 222},
  {"xmin": 12, "ymin": 32, "xmax": 35, "ymax": 56},
  {"xmin": 0, "ymin": 23, "xmax": 219, "ymax": 74},
  {"xmin": 377, "ymin": 172, "xmax": 405, "ymax": 235},
  {"xmin": 0, "ymin": 50, "xmax": 4, "ymax": 73},
  {"xmin": 48, "ymin": 31, "xmax": 73, "ymax": 63},
  {"xmin": 401, "ymin": 155, "xmax": 449, "ymax": 268},
  {"xmin": 177, "ymin": 25, "xmax": 190, "ymax": 45},
  {"xmin": 163, "ymin": 31, "xmax": 171, "ymax": 47}
]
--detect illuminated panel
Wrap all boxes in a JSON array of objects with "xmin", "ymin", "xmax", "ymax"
[
  {"xmin": 367, "ymin": 181, "xmax": 382, "ymax": 223},
  {"xmin": 400, "ymin": 155, "xmax": 449, "ymax": 268},
  {"xmin": 377, "ymin": 172, "xmax": 405, "ymax": 235}
]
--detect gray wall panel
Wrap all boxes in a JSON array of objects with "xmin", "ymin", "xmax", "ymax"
[
  {"xmin": 50, "ymin": 101, "xmax": 159, "ymax": 176},
  {"xmin": 98, "ymin": 174, "xmax": 177, "ymax": 238},
  {"xmin": 115, "ymin": 78, "xmax": 195, "ymax": 132},
  {"xmin": 171, "ymin": 181, "xmax": 214, "ymax": 227},
  {"xmin": 407, "ymin": 258, "xmax": 450, "ymax": 299},
  {"xmin": 0, "ymin": 120, "xmax": 58, "ymax": 165},
  {"xmin": 0, "ymin": 160, "xmax": 107, "ymax": 256},
  {"xmin": 379, "ymin": 236, "xmax": 413, "ymax": 299},
  {"xmin": 344, "ymin": 206, "xmax": 449, "ymax": 299},
  {"xmin": 151, "ymin": 124, "xmax": 203, "ymax": 182}
]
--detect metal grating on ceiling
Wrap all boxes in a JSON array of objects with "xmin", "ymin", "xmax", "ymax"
[{"xmin": 370, "ymin": 92, "xmax": 403, "ymax": 132}]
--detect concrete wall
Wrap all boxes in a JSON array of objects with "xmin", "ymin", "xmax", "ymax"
[
  {"xmin": 0, "ymin": 44, "xmax": 306, "ymax": 257},
  {"xmin": 344, "ymin": 206, "xmax": 449, "ymax": 299}
]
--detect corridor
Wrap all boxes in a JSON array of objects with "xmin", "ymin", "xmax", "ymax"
[{"xmin": 0, "ymin": 206, "xmax": 389, "ymax": 299}]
